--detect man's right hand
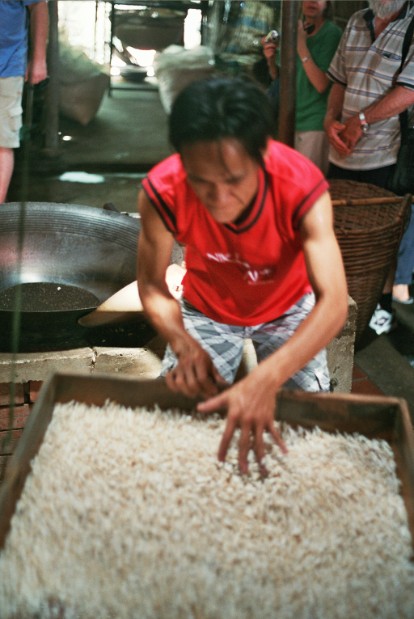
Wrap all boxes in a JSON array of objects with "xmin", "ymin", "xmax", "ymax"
[
  {"xmin": 261, "ymin": 37, "xmax": 277, "ymax": 62},
  {"xmin": 261, "ymin": 39, "xmax": 277, "ymax": 60},
  {"xmin": 166, "ymin": 337, "xmax": 227, "ymax": 399},
  {"xmin": 261, "ymin": 36, "xmax": 278, "ymax": 80}
]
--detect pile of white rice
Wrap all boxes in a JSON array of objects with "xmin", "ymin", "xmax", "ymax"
[{"xmin": 0, "ymin": 400, "xmax": 413, "ymax": 619}]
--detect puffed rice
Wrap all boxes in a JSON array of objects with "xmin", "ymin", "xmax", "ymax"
[{"xmin": 0, "ymin": 400, "xmax": 413, "ymax": 619}]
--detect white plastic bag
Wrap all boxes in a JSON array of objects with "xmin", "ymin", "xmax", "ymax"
[
  {"xmin": 154, "ymin": 45, "xmax": 215, "ymax": 114},
  {"xmin": 58, "ymin": 36, "xmax": 110, "ymax": 125}
]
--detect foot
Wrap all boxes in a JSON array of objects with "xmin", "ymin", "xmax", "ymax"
[
  {"xmin": 392, "ymin": 284, "xmax": 413, "ymax": 305},
  {"xmin": 369, "ymin": 305, "xmax": 397, "ymax": 335}
]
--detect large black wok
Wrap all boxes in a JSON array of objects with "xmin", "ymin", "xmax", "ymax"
[{"xmin": 0, "ymin": 202, "xmax": 155, "ymax": 352}]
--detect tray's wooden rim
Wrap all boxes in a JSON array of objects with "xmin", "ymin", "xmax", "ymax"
[{"xmin": 1, "ymin": 371, "xmax": 413, "ymax": 552}]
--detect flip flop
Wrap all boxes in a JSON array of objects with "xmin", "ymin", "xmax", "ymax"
[{"xmin": 392, "ymin": 296, "xmax": 414, "ymax": 305}]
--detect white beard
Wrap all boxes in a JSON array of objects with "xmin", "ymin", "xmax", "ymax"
[{"xmin": 369, "ymin": 0, "xmax": 406, "ymax": 19}]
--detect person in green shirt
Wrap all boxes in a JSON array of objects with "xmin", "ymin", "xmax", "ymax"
[{"xmin": 262, "ymin": 1, "xmax": 342, "ymax": 174}]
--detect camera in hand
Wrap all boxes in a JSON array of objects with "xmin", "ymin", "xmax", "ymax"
[{"xmin": 264, "ymin": 30, "xmax": 280, "ymax": 44}]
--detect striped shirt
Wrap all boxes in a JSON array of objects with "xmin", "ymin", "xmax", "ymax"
[{"xmin": 327, "ymin": 2, "xmax": 414, "ymax": 170}]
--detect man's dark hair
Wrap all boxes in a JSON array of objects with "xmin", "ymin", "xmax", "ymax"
[{"xmin": 169, "ymin": 76, "xmax": 276, "ymax": 164}]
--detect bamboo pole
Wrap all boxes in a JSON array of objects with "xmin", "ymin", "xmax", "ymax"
[{"xmin": 277, "ymin": 0, "xmax": 300, "ymax": 146}]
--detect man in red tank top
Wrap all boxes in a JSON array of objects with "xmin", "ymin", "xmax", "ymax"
[{"xmin": 138, "ymin": 76, "xmax": 348, "ymax": 474}]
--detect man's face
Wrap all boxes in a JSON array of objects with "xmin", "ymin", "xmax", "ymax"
[
  {"xmin": 180, "ymin": 139, "xmax": 261, "ymax": 224},
  {"xmin": 368, "ymin": 0, "xmax": 405, "ymax": 19}
]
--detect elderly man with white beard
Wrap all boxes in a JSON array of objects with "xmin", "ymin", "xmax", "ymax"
[{"xmin": 324, "ymin": 0, "xmax": 414, "ymax": 334}]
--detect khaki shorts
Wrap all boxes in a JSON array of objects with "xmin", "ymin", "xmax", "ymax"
[{"xmin": 0, "ymin": 77, "xmax": 24, "ymax": 148}]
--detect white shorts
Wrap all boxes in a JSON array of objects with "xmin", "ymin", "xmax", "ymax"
[
  {"xmin": 295, "ymin": 130, "xmax": 330, "ymax": 176},
  {"xmin": 0, "ymin": 76, "xmax": 24, "ymax": 148}
]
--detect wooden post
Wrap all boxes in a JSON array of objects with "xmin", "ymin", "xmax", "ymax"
[
  {"xmin": 44, "ymin": 0, "xmax": 60, "ymax": 155},
  {"xmin": 277, "ymin": 0, "xmax": 299, "ymax": 146}
]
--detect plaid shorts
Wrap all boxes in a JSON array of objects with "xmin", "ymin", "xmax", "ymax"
[{"xmin": 161, "ymin": 292, "xmax": 330, "ymax": 392}]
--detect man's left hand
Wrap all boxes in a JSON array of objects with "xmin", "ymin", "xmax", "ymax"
[
  {"xmin": 338, "ymin": 115, "xmax": 365, "ymax": 152},
  {"xmin": 197, "ymin": 376, "xmax": 287, "ymax": 475}
]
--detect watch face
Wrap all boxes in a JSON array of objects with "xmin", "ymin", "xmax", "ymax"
[{"xmin": 359, "ymin": 113, "xmax": 368, "ymax": 132}]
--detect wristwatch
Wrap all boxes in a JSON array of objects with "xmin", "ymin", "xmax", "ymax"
[{"xmin": 358, "ymin": 111, "xmax": 369, "ymax": 134}]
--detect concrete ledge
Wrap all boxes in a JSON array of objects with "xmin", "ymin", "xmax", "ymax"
[
  {"xmin": 0, "ymin": 348, "xmax": 95, "ymax": 383},
  {"xmin": 94, "ymin": 346, "xmax": 162, "ymax": 377},
  {"xmin": 0, "ymin": 297, "xmax": 356, "ymax": 392},
  {"xmin": 327, "ymin": 296, "xmax": 357, "ymax": 393}
]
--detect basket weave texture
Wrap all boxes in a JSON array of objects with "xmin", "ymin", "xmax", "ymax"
[{"xmin": 329, "ymin": 180, "xmax": 410, "ymax": 344}]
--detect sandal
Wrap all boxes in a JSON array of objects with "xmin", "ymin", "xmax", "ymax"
[{"xmin": 392, "ymin": 296, "xmax": 414, "ymax": 305}]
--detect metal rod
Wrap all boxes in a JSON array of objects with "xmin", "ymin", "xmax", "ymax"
[{"xmin": 44, "ymin": 0, "xmax": 60, "ymax": 155}]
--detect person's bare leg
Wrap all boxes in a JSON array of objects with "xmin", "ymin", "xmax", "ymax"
[
  {"xmin": 0, "ymin": 147, "xmax": 14, "ymax": 203},
  {"xmin": 392, "ymin": 283, "xmax": 411, "ymax": 302}
]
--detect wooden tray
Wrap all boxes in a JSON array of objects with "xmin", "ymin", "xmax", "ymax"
[{"xmin": 1, "ymin": 371, "xmax": 414, "ymax": 551}]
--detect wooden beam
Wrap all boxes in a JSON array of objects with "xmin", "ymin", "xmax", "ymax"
[{"xmin": 277, "ymin": 0, "xmax": 299, "ymax": 146}]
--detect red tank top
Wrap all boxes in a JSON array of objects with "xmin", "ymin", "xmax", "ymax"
[{"xmin": 142, "ymin": 140, "xmax": 328, "ymax": 326}]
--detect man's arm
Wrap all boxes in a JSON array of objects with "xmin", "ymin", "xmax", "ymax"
[
  {"xmin": 362, "ymin": 85, "xmax": 414, "ymax": 123},
  {"xmin": 137, "ymin": 190, "xmax": 224, "ymax": 398},
  {"xmin": 243, "ymin": 190, "xmax": 348, "ymax": 394},
  {"xmin": 137, "ymin": 189, "xmax": 180, "ymax": 340},
  {"xmin": 198, "ymin": 191, "xmax": 348, "ymax": 473},
  {"xmin": 295, "ymin": 190, "xmax": 349, "ymax": 356},
  {"xmin": 338, "ymin": 85, "xmax": 414, "ymax": 152},
  {"xmin": 261, "ymin": 38, "xmax": 279, "ymax": 81},
  {"xmin": 27, "ymin": 2, "xmax": 49, "ymax": 84},
  {"xmin": 323, "ymin": 81, "xmax": 350, "ymax": 156}
]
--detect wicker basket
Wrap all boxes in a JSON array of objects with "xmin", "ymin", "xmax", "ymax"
[{"xmin": 329, "ymin": 180, "xmax": 411, "ymax": 345}]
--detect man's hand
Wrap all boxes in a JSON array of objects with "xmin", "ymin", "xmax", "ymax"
[
  {"xmin": 166, "ymin": 338, "xmax": 227, "ymax": 400},
  {"xmin": 261, "ymin": 36, "xmax": 278, "ymax": 80},
  {"xmin": 338, "ymin": 115, "xmax": 364, "ymax": 153},
  {"xmin": 26, "ymin": 59, "xmax": 48, "ymax": 85},
  {"xmin": 262, "ymin": 40, "xmax": 277, "ymax": 60},
  {"xmin": 197, "ymin": 374, "xmax": 287, "ymax": 476},
  {"xmin": 324, "ymin": 82, "xmax": 349, "ymax": 155},
  {"xmin": 325, "ymin": 118, "xmax": 351, "ymax": 157}
]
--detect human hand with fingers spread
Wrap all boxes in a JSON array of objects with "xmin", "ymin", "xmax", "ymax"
[{"xmin": 197, "ymin": 370, "xmax": 287, "ymax": 476}]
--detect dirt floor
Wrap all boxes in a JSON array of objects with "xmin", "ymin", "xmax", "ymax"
[{"xmin": 9, "ymin": 80, "xmax": 169, "ymax": 212}]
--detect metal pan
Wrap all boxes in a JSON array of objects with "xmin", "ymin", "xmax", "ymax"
[{"xmin": 0, "ymin": 202, "xmax": 154, "ymax": 352}]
